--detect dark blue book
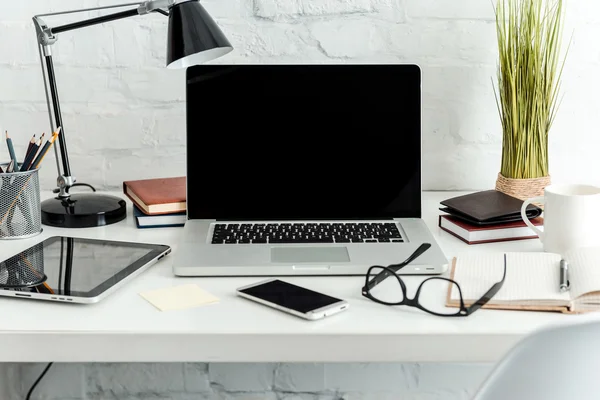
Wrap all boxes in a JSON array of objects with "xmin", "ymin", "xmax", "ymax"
[{"xmin": 132, "ymin": 204, "xmax": 186, "ymax": 228}]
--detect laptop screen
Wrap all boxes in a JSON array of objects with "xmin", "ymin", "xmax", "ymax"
[{"xmin": 186, "ymin": 64, "xmax": 421, "ymax": 220}]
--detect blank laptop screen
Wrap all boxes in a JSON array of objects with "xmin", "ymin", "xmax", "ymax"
[{"xmin": 186, "ymin": 64, "xmax": 421, "ymax": 220}]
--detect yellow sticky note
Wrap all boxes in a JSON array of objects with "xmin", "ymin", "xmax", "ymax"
[{"xmin": 140, "ymin": 284, "xmax": 219, "ymax": 311}]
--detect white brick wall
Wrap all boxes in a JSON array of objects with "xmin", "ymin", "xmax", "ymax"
[
  {"xmin": 1, "ymin": 0, "xmax": 599, "ymax": 399},
  {"xmin": 3, "ymin": 362, "xmax": 493, "ymax": 399},
  {"xmin": 1, "ymin": 0, "xmax": 598, "ymax": 190}
]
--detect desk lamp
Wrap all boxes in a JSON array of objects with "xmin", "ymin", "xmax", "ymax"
[{"xmin": 33, "ymin": 0, "xmax": 232, "ymax": 228}]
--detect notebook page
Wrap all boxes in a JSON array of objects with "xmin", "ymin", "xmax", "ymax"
[
  {"xmin": 564, "ymin": 247, "xmax": 600, "ymax": 300},
  {"xmin": 450, "ymin": 252, "xmax": 568, "ymax": 302}
]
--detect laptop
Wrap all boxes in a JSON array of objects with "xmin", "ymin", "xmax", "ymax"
[{"xmin": 172, "ymin": 64, "xmax": 449, "ymax": 277}]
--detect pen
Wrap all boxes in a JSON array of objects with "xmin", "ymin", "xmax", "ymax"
[
  {"xmin": 559, "ymin": 259, "xmax": 570, "ymax": 292},
  {"xmin": 5, "ymin": 131, "xmax": 19, "ymax": 172}
]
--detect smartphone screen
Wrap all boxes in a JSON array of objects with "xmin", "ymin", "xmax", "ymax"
[{"xmin": 238, "ymin": 279, "xmax": 343, "ymax": 314}]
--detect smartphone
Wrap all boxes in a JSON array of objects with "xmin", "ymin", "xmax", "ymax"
[{"xmin": 236, "ymin": 278, "xmax": 349, "ymax": 321}]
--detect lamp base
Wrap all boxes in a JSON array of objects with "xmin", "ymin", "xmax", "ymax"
[{"xmin": 41, "ymin": 193, "xmax": 127, "ymax": 228}]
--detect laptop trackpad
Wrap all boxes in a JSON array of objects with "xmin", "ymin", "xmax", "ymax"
[{"xmin": 271, "ymin": 247, "xmax": 350, "ymax": 263}]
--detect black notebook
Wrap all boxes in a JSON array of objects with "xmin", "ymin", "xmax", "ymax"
[{"xmin": 440, "ymin": 190, "xmax": 542, "ymax": 226}]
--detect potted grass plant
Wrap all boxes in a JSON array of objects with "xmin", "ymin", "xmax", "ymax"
[{"xmin": 493, "ymin": 0, "xmax": 567, "ymax": 201}]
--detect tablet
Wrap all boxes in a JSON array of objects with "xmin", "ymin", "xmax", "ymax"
[{"xmin": 0, "ymin": 236, "xmax": 171, "ymax": 304}]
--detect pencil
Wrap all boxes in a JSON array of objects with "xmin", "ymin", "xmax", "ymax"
[
  {"xmin": 25, "ymin": 134, "xmax": 35, "ymax": 158},
  {"xmin": 28, "ymin": 128, "xmax": 60, "ymax": 170},
  {"xmin": 24, "ymin": 133, "xmax": 45, "ymax": 171},
  {"xmin": 36, "ymin": 132, "xmax": 45, "ymax": 151},
  {"xmin": 21, "ymin": 138, "xmax": 41, "ymax": 171},
  {"xmin": 5, "ymin": 131, "xmax": 19, "ymax": 172}
]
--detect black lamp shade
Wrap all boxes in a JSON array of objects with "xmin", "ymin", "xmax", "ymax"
[{"xmin": 167, "ymin": 0, "xmax": 233, "ymax": 69}]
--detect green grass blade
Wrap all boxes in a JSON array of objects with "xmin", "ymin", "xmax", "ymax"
[{"xmin": 494, "ymin": 0, "xmax": 566, "ymax": 179}]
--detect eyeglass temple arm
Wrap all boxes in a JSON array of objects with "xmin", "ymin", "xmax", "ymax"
[
  {"xmin": 363, "ymin": 243, "xmax": 432, "ymax": 292},
  {"xmin": 385, "ymin": 242, "xmax": 432, "ymax": 276},
  {"xmin": 398, "ymin": 243, "xmax": 431, "ymax": 268},
  {"xmin": 466, "ymin": 255, "xmax": 508, "ymax": 313},
  {"xmin": 364, "ymin": 268, "xmax": 392, "ymax": 291}
]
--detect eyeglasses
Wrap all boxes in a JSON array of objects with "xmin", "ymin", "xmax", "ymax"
[{"xmin": 361, "ymin": 244, "xmax": 507, "ymax": 317}]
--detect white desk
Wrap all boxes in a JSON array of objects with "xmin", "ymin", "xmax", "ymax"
[{"xmin": 0, "ymin": 191, "xmax": 570, "ymax": 363}]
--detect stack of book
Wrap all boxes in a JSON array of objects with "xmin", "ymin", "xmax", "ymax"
[
  {"xmin": 438, "ymin": 190, "xmax": 544, "ymax": 245},
  {"xmin": 123, "ymin": 176, "xmax": 186, "ymax": 229}
]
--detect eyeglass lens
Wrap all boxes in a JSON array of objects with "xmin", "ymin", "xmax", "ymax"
[
  {"xmin": 367, "ymin": 267, "xmax": 404, "ymax": 303},
  {"xmin": 417, "ymin": 278, "xmax": 462, "ymax": 315}
]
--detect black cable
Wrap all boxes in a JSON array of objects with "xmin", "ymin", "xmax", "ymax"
[
  {"xmin": 25, "ymin": 362, "xmax": 53, "ymax": 400},
  {"xmin": 52, "ymin": 182, "xmax": 96, "ymax": 194},
  {"xmin": 71, "ymin": 182, "xmax": 96, "ymax": 192}
]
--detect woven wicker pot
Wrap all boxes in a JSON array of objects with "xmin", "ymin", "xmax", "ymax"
[{"xmin": 495, "ymin": 173, "xmax": 551, "ymax": 204}]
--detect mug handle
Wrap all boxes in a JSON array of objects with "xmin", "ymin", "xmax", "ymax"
[{"xmin": 521, "ymin": 196, "xmax": 545, "ymax": 242}]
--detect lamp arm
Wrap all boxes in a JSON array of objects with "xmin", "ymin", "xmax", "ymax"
[
  {"xmin": 33, "ymin": 3, "xmax": 172, "ymax": 43},
  {"xmin": 32, "ymin": 0, "xmax": 193, "ymax": 198},
  {"xmin": 33, "ymin": 0, "xmax": 188, "ymax": 38},
  {"xmin": 31, "ymin": 0, "xmax": 178, "ymax": 198},
  {"xmin": 34, "ymin": 2, "xmax": 145, "ymax": 18},
  {"xmin": 51, "ymin": 8, "xmax": 144, "ymax": 35}
]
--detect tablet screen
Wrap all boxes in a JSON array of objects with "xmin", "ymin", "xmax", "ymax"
[{"xmin": 0, "ymin": 236, "xmax": 170, "ymax": 298}]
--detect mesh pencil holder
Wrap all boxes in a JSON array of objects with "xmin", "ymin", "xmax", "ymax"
[
  {"xmin": 0, "ymin": 163, "xmax": 42, "ymax": 240},
  {"xmin": 0, "ymin": 241, "xmax": 46, "ymax": 288}
]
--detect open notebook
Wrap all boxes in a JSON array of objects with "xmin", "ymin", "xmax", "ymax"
[{"xmin": 446, "ymin": 247, "xmax": 600, "ymax": 314}]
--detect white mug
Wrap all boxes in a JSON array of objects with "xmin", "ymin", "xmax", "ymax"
[{"xmin": 520, "ymin": 184, "xmax": 600, "ymax": 254}]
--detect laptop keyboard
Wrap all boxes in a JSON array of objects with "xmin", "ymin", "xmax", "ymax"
[{"xmin": 211, "ymin": 222, "xmax": 404, "ymax": 244}]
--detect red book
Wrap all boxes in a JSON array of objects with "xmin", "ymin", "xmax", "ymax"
[
  {"xmin": 123, "ymin": 176, "xmax": 186, "ymax": 215},
  {"xmin": 438, "ymin": 215, "xmax": 544, "ymax": 245}
]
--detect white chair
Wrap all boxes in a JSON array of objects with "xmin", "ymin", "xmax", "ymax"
[{"xmin": 472, "ymin": 315, "xmax": 600, "ymax": 400}]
